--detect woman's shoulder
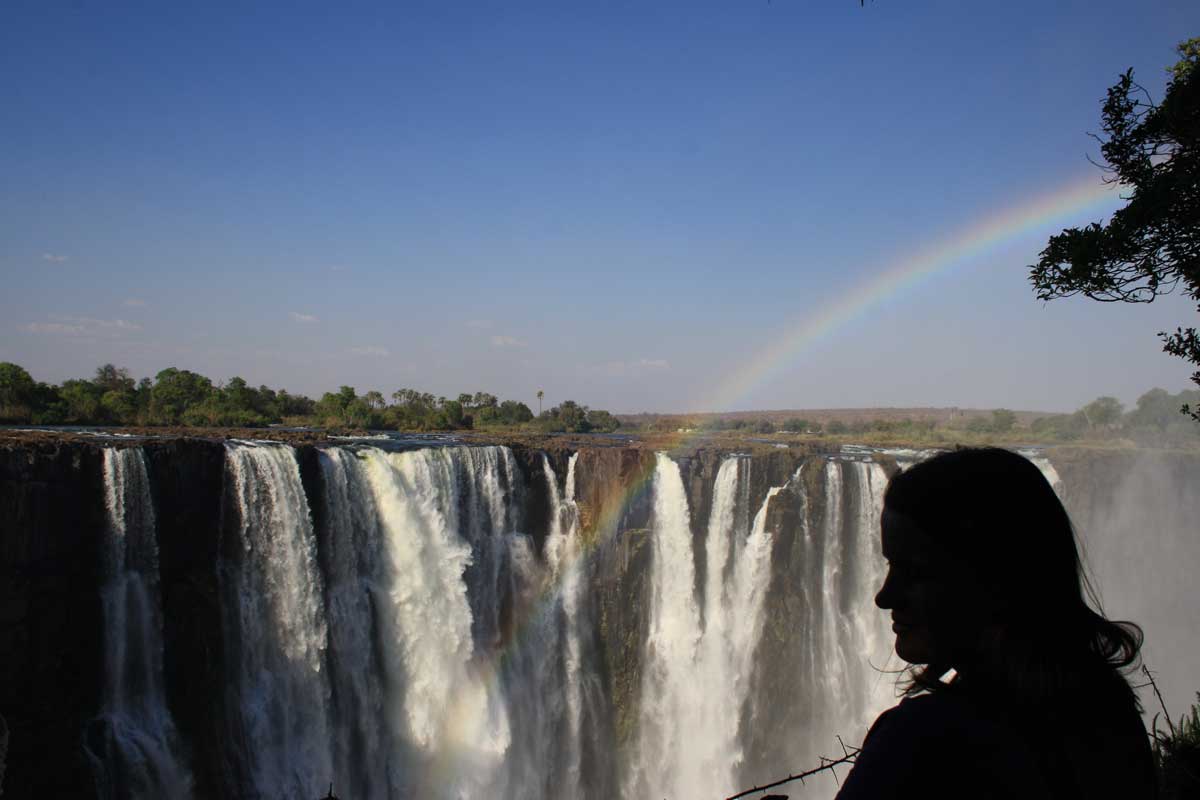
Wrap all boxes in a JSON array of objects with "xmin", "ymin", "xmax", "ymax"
[
  {"xmin": 837, "ymin": 690, "xmax": 1054, "ymax": 800},
  {"xmin": 862, "ymin": 690, "xmax": 981, "ymax": 743}
]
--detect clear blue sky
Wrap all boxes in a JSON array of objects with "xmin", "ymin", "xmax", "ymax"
[{"xmin": 2, "ymin": 0, "xmax": 1197, "ymax": 413}]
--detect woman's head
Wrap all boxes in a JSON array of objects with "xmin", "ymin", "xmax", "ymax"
[{"xmin": 876, "ymin": 447, "xmax": 1141, "ymax": 700}]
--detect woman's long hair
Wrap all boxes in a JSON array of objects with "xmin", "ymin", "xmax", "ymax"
[{"xmin": 882, "ymin": 447, "xmax": 1142, "ymax": 711}]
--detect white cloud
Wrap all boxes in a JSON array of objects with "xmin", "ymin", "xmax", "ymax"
[
  {"xmin": 41, "ymin": 253, "xmax": 68, "ymax": 263},
  {"xmin": 467, "ymin": 319, "xmax": 493, "ymax": 329},
  {"xmin": 289, "ymin": 311, "xmax": 319, "ymax": 323},
  {"xmin": 24, "ymin": 322, "xmax": 84, "ymax": 335},
  {"xmin": 22, "ymin": 316, "xmax": 142, "ymax": 337},
  {"xmin": 123, "ymin": 298, "xmax": 146, "ymax": 307},
  {"xmin": 585, "ymin": 357, "xmax": 671, "ymax": 377},
  {"xmin": 491, "ymin": 335, "xmax": 526, "ymax": 348},
  {"xmin": 634, "ymin": 358, "xmax": 671, "ymax": 370},
  {"xmin": 350, "ymin": 345, "xmax": 390, "ymax": 357},
  {"xmin": 329, "ymin": 264, "xmax": 348, "ymax": 272}
]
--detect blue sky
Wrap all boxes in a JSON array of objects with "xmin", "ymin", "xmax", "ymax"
[{"xmin": 2, "ymin": 0, "xmax": 1197, "ymax": 413}]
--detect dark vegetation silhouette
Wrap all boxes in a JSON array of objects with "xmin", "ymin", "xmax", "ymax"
[
  {"xmin": 0, "ymin": 361, "xmax": 619, "ymax": 433},
  {"xmin": 1145, "ymin": 668, "xmax": 1200, "ymax": 800},
  {"xmin": 1032, "ymin": 38, "xmax": 1200, "ymax": 421}
]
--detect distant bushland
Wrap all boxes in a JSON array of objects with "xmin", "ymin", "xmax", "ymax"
[
  {"xmin": 617, "ymin": 389, "xmax": 1200, "ymax": 448},
  {"xmin": 0, "ymin": 362, "xmax": 620, "ymax": 434}
]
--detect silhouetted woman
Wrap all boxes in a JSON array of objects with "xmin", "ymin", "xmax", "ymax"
[{"xmin": 835, "ymin": 447, "xmax": 1155, "ymax": 799}]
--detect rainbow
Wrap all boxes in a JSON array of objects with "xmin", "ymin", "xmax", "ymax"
[
  {"xmin": 698, "ymin": 172, "xmax": 1124, "ymax": 413},
  {"xmin": 433, "ymin": 172, "xmax": 1127, "ymax": 776}
]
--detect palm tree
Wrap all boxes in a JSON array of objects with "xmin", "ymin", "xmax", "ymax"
[{"xmin": 537, "ymin": 389, "xmax": 544, "ymax": 416}]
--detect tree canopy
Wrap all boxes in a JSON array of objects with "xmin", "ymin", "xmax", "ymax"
[
  {"xmin": 1031, "ymin": 38, "xmax": 1200, "ymax": 419},
  {"xmin": 0, "ymin": 361, "xmax": 614, "ymax": 434}
]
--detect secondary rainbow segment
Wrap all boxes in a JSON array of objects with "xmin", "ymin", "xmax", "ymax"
[{"xmin": 700, "ymin": 173, "xmax": 1125, "ymax": 414}]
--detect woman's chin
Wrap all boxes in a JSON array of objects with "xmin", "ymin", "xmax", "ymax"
[{"xmin": 894, "ymin": 632, "xmax": 933, "ymax": 665}]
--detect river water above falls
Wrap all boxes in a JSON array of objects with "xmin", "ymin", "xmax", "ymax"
[{"xmin": 3, "ymin": 438, "xmax": 1197, "ymax": 800}]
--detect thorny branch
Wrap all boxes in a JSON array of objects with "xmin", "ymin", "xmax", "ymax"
[
  {"xmin": 1144, "ymin": 664, "xmax": 1177, "ymax": 739},
  {"xmin": 725, "ymin": 738, "xmax": 862, "ymax": 800}
]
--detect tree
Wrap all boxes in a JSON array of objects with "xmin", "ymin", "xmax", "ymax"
[
  {"xmin": 93, "ymin": 363, "xmax": 134, "ymax": 394},
  {"xmin": 966, "ymin": 416, "xmax": 992, "ymax": 434},
  {"xmin": 586, "ymin": 408, "xmax": 620, "ymax": 432},
  {"xmin": 1031, "ymin": 39, "xmax": 1200, "ymax": 420},
  {"xmin": 60, "ymin": 379, "xmax": 104, "ymax": 422},
  {"xmin": 150, "ymin": 368, "xmax": 214, "ymax": 424},
  {"xmin": 991, "ymin": 408, "xmax": 1017, "ymax": 433},
  {"xmin": 1128, "ymin": 387, "xmax": 1176, "ymax": 431},
  {"xmin": 1082, "ymin": 396, "xmax": 1124, "ymax": 429},
  {"xmin": 498, "ymin": 399, "xmax": 534, "ymax": 424},
  {"xmin": 555, "ymin": 400, "xmax": 591, "ymax": 433},
  {"xmin": 0, "ymin": 362, "xmax": 36, "ymax": 419}
]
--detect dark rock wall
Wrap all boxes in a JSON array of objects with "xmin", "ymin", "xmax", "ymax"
[
  {"xmin": 0, "ymin": 440, "xmax": 106, "ymax": 799},
  {"xmin": 9, "ymin": 439, "xmax": 1182, "ymax": 799}
]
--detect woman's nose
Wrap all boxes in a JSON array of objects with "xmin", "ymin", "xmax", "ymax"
[{"xmin": 875, "ymin": 569, "xmax": 896, "ymax": 609}]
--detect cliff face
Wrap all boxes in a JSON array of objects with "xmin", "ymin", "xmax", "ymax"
[
  {"xmin": 0, "ymin": 440, "xmax": 106, "ymax": 798},
  {"xmin": 1, "ymin": 438, "xmax": 673, "ymax": 798},
  {"xmin": 3, "ymin": 436, "xmax": 1194, "ymax": 799}
]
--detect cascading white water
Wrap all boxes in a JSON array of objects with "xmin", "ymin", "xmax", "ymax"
[
  {"xmin": 223, "ymin": 442, "xmax": 333, "ymax": 798},
  {"xmin": 86, "ymin": 447, "xmax": 191, "ymax": 799},
  {"xmin": 842, "ymin": 460, "xmax": 896, "ymax": 735},
  {"xmin": 542, "ymin": 453, "xmax": 585, "ymax": 796},
  {"xmin": 76, "ymin": 438, "xmax": 1198, "ymax": 800},
  {"xmin": 1027, "ymin": 453, "xmax": 1063, "ymax": 492},
  {"xmin": 317, "ymin": 447, "xmax": 397, "ymax": 800},
  {"xmin": 627, "ymin": 453, "xmax": 703, "ymax": 799},
  {"xmin": 630, "ymin": 454, "xmax": 786, "ymax": 799},
  {"xmin": 355, "ymin": 446, "xmax": 511, "ymax": 797}
]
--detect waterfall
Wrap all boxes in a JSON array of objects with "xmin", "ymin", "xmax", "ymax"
[
  {"xmin": 806, "ymin": 459, "xmax": 899, "ymax": 796},
  {"xmin": 223, "ymin": 442, "xmax": 333, "ymax": 798},
  {"xmin": 354, "ymin": 447, "xmax": 511, "ymax": 797},
  {"xmin": 630, "ymin": 454, "xmax": 785, "ymax": 799},
  {"xmin": 542, "ymin": 453, "xmax": 585, "ymax": 796},
  {"xmin": 317, "ymin": 447, "xmax": 396, "ymax": 800},
  {"xmin": 85, "ymin": 447, "xmax": 191, "ymax": 799},
  {"xmin": 75, "ymin": 441, "xmax": 942, "ymax": 799},
  {"xmin": 1027, "ymin": 453, "xmax": 1063, "ymax": 492},
  {"xmin": 842, "ymin": 460, "xmax": 895, "ymax": 735},
  {"xmin": 627, "ymin": 453, "xmax": 703, "ymax": 798}
]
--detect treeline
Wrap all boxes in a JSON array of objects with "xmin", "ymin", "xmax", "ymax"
[
  {"xmin": 622, "ymin": 388, "xmax": 1199, "ymax": 444},
  {"xmin": 1027, "ymin": 389, "xmax": 1200, "ymax": 445},
  {"xmin": 0, "ymin": 362, "xmax": 620, "ymax": 433}
]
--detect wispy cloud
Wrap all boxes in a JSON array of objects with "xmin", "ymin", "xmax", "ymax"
[
  {"xmin": 329, "ymin": 264, "xmax": 348, "ymax": 273},
  {"xmin": 22, "ymin": 316, "xmax": 142, "ymax": 337},
  {"xmin": 586, "ymin": 357, "xmax": 671, "ymax": 377},
  {"xmin": 634, "ymin": 358, "xmax": 670, "ymax": 370},
  {"xmin": 467, "ymin": 319, "xmax": 493, "ymax": 329},
  {"xmin": 24, "ymin": 321, "xmax": 85, "ymax": 335},
  {"xmin": 41, "ymin": 253, "xmax": 68, "ymax": 263},
  {"xmin": 349, "ymin": 345, "xmax": 390, "ymax": 357},
  {"xmin": 289, "ymin": 311, "xmax": 320, "ymax": 323},
  {"xmin": 490, "ymin": 335, "xmax": 526, "ymax": 348},
  {"xmin": 123, "ymin": 297, "xmax": 146, "ymax": 307}
]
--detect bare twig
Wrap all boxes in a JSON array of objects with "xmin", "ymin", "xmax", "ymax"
[
  {"xmin": 724, "ymin": 745, "xmax": 861, "ymax": 800},
  {"xmin": 1143, "ymin": 665, "xmax": 1177, "ymax": 738}
]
